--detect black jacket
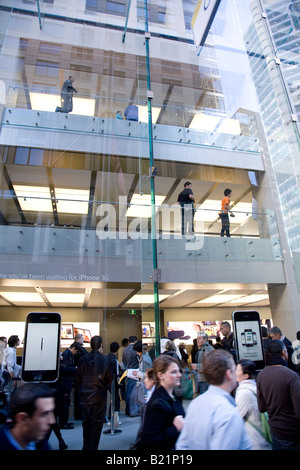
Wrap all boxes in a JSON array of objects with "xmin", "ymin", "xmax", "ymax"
[
  {"xmin": 75, "ymin": 351, "xmax": 112, "ymax": 406},
  {"xmin": 59, "ymin": 348, "xmax": 77, "ymax": 392},
  {"xmin": 136, "ymin": 385, "xmax": 185, "ymax": 451},
  {"xmin": 177, "ymin": 188, "xmax": 193, "ymax": 205}
]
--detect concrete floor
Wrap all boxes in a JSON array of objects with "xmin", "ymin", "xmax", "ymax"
[
  {"xmin": 48, "ymin": 411, "xmax": 141, "ymax": 451},
  {"xmin": 49, "ymin": 399, "xmax": 191, "ymax": 451}
]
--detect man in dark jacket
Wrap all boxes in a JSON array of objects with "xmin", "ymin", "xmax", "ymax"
[
  {"xmin": 58, "ymin": 342, "xmax": 81, "ymax": 429},
  {"xmin": 75, "ymin": 336, "xmax": 112, "ymax": 450},
  {"xmin": 55, "ymin": 75, "xmax": 78, "ymax": 113},
  {"xmin": 220, "ymin": 321, "xmax": 236, "ymax": 362},
  {"xmin": 257, "ymin": 340, "xmax": 300, "ymax": 450},
  {"xmin": 268, "ymin": 326, "xmax": 296, "ymax": 370},
  {"xmin": 0, "ymin": 383, "xmax": 55, "ymax": 450},
  {"xmin": 73, "ymin": 333, "xmax": 88, "ymax": 420},
  {"xmin": 107, "ymin": 341, "xmax": 121, "ymax": 426}
]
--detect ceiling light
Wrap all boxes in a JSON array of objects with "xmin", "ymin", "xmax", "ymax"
[
  {"xmin": 230, "ymin": 202, "xmax": 252, "ymax": 223},
  {"xmin": 138, "ymin": 106, "xmax": 161, "ymax": 124},
  {"xmin": 194, "ymin": 201, "xmax": 253, "ymax": 224},
  {"xmin": 29, "ymin": 92, "xmax": 60, "ymax": 112},
  {"xmin": 126, "ymin": 294, "xmax": 169, "ymax": 304},
  {"xmin": 0, "ymin": 292, "xmax": 44, "ymax": 303},
  {"xmin": 13, "ymin": 185, "xmax": 89, "ymax": 214},
  {"xmin": 194, "ymin": 200, "xmax": 220, "ymax": 222},
  {"xmin": 55, "ymin": 188, "xmax": 89, "ymax": 214},
  {"xmin": 126, "ymin": 194, "xmax": 166, "ymax": 218},
  {"xmin": 197, "ymin": 294, "xmax": 244, "ymax": 304},
  {"xmin": 13, "ymin": 185, "xmax": 52, "ymax": 212},
  {"xmin": 218, "ymin": 118, "xmax": 241, "ymax": 135},
  {"xmin": 189, "ymin": 113, "xmax": 220, "ymax": 132},
  {"xmin": 227, "ymin": 294, "xmax": 269, "ymax": 305},
  {"xmin": 71, "ymin": 97, "xmax": 95, "ymax": 117},
  {"xmin": 29, "ymin": 92, "xmax": 95, "ymax": 117},
  {"xmin": 46, "ymin": 293, "xmax": 85, "ymax": 303}
]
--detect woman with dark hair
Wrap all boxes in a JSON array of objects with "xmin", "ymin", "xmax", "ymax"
[
  {"xmin": 133, "ymin": 355, "xmax": 185, "ymax": 451},
  {"xmin": 191, "ymin": 338, "xmax": 199, "ymax": 363},
  {"xmin": 235, "ymin": 359, "xmax": 271, "ymax": 450}
]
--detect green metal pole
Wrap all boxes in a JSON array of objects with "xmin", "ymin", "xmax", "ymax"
[
  {"xmin": 144, "ymin": 0, "xmax": 160, "ymax": 357},
  {"xmin": 36, "ymin": 0, "xmax": 42, "ymax": 30},
  {"xmin": 122, "ymin": 0, "xmax": 132, "ymax": 43}
]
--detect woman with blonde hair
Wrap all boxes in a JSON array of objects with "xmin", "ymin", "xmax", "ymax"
[{"xmin": 162, "ymin": 340, "xmax": 181, "ymax": 363}]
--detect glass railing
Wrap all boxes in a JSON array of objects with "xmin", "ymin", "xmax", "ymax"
[
  {"xmin": 0, "ymin": 195, "xmax": 282, "ymax": 262},
  {"xmin": 2, "ymin": 85, "xmax": 261, "ymax": 154}
]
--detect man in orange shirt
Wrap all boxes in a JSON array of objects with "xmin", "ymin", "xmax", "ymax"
[{"xmin": 219, "ymin": 188, "xmax": 234, "ymax": 237}]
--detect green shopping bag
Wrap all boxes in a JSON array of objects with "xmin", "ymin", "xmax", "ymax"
[{"xmin": 181, "ymin": 370, "xmax": 194, "ymax": 400}]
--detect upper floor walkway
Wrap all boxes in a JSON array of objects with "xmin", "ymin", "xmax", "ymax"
[
  {"xmin": 0, "ymin": 218, "xmax": 284, "ymax": 285},
  {"xmin": 0, "ymin": 87, "xmax": 264, "ymax": 171}
]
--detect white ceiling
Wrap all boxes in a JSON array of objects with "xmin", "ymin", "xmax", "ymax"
[{"xmin": 0, "ymin": 280, "xmax": 270, "ymax": 309}]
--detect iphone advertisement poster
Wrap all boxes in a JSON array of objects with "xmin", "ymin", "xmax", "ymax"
[
  {"xmin": 23, "ymin": 322, "xmax": 59, "ymax": 371},
  {"xmin": 235, "ymin": 320, "xmax": 264, "ymax": 362}
]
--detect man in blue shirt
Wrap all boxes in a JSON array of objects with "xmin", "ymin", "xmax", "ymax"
[
  {"xmin": 0, "ymin": 383, "xmax": 55, "ymax": 450},
  {"xmin": 176, "ymin": 349, "xmax": 252, "ymax": 450},
  {"xmin": 124, "ymin": 103, "xmax": 138, "ymax": 121}
]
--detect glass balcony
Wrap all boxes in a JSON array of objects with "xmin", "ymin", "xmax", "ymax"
[
  {"xmin": 2, "ymin": 85, "xmax": 261, "ymax": 155},
  {"xmin": 0, "ymin": 195, "xmax": 282, "ymax": 263}
]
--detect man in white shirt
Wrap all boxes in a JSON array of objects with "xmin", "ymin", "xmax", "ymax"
[
  {"xmin": 4, "ymin": 335, "xmax": 21, "ymax": 384},
  {"xmin": 176, "ymin": 349, "xmax": 252, "ymax": 450}
]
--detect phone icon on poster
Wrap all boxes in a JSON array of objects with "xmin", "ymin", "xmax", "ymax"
[
  {"xmin": 232, "ymin": 310, "xmax": 265, "ymax": 370},
  {"xmin": 244, "ymin": 329, "xmax": 254, "ymax": 347}
]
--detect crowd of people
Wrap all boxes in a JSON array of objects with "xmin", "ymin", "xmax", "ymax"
[
  {"xmin": 0, "ymin": 323, "xmax": 299, "ymax": 451},
  {"xmin": 132, "ymin": 325, "xmax": 300, "ymax": 451}
]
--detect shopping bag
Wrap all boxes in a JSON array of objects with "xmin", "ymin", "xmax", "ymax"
[{"xmin": 180, "ymin": 370, "xmax": 194, "ymax": 400}]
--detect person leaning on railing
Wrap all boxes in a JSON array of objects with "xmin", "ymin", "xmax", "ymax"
[{"xmin": 219, "ymin": 188, "xmax": 235, "ymax": 237}]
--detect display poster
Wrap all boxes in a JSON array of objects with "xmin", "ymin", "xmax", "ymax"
[
  {"xmin": 142, "ymin": 322, "xmax": 155, "ymax": 338},
  {"xmin": 167, "ymin": 320, "xmax": 227, "ymax": 345},
  {"xmin": 166, "ymin": 319, "xmax": 272, "ymax": 347},
  {"xmin": 23, "ymin": 323, "xmax": 59, "ymax": 371},
  {"xmin": 0, "ymin": 321, "xmax": 100, "ymax": 348},
  {"xmin": 234, "ymin": 319, "xmax": 264, "ymax": 362}
]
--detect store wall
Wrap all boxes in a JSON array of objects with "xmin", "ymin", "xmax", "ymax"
[
  {"xmin": 0, "ymin": 304, "xmax": 272, "ymax": 351},
  {"xmin": 143, "ymin": 305, "xmax": 272, "ymax": 336},
  {"xmin": 163, "ymin": 306, "xmax": 271, "ymax": 330},
  {"xmin": 0, "ymin": 306, "xmax": 141, "ymax": 354},
  {"xmin": 0, "ymin": 306, "xmax": 103, "ymax": 323}
]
